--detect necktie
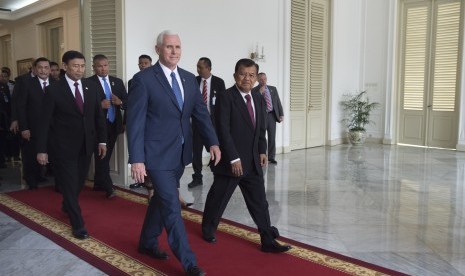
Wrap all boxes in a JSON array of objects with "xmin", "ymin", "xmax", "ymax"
[
  {"xmin": 202, "ymin": 79, "xmax": 208, "ymax": 105},
  {"xmin": 245, "ymin": 94, "xmax": 255, "ymax": 128},
  {"xmin": 74, "ymin": 82, "xmax": 83, "ymax": 114},
  {"xmin": 170, "ymin": 72, "xmax": 183, "ymax": 110},
  {"xmin": 264, "ymin": 87, "xmax": 272, "ymax": 112},
  {"xmin": 102, "ymin": 77, "xmax": 115, "ymax": 123},
  {"xmin": 42, "ymin": 81, "xmax": 47, "ymax": 93}
]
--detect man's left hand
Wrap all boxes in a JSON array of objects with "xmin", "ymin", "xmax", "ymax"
[
  {"xmin": 260, "ymin": 154, "xmax": 268, "ymax": 167},
  {"xmin": 111, "ymin": 94, "xmax": 123, "ymax": 106},
  {"xmin": 209, "ymin": 145, "xmax": 221, "ymax": 166},
  {"xmin": 98, "ymin": 144, "xmax": 107, "ymax": 159},
  {"xmin": 279, "ymin": 116, "xmax": 284, "ymax": 123}
]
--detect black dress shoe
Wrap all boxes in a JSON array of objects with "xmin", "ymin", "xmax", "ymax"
[
  {"xmin": 72, "ymin": 229, "xmax": 89, "ymax": 240},
  {"xmin": 93, "ymin": 186, "xmax": 105, "ymax": 191},
  {"xmin": 261, "ymin": 240, "xmax": 291, "ymax": 253},
  {"xmin": 61, "ymin": 205, "xmax": 68, "ymax": 214},
  {"xmin": 188, "ymin": 179, "xmax": 203, "ymax": 188},
  {"xmin": 202, "ymin": 235, "xmax": 217, "ymax": 243},
  {"xmin": 138, "ymin": 247, "xmax": 169, "ymax": 260},
  {"xmin": 181, "ymin": 202, "xmax": 193, "ymax": 209},
  {"xmin": 268, "ymin": 159, "xmax": 278, "ymax": 164},
  {"xmin": 129, "ymin": 182, "xmax": 144, "ymax": 189},
  {"xmin": 106, "ymin": 189, "xmax": 116, "ymax": 199},
  {"xmin": 186, "ymin": 266, "xmax": 205, "ymax": 276}
]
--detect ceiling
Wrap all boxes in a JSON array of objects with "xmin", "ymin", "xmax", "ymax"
[{"xmin": 0, "ymin": 0, "xmax": 39, "ymax": 12}]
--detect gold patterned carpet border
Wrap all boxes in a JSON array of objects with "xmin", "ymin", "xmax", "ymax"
[{"xmin": 0, "ymin": 187, "xmax": 395, "ymax": 276}]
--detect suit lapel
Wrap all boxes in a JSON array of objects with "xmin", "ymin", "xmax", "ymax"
[
  {"xmin": 153, "ymin": 63, "xmax": 181, "ymax": 112},
  {"xmin": 232, "ymin": 87, "xmax": 255, "ymax": 130},
  {"xmin": 81, "ymin": 79, "xmax": 91, "ymax": 114}
]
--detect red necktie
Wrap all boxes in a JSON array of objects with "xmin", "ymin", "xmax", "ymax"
[
  {"xmin": 202, "ymin": 79, "xmax": 208, "ymax": 105},
  {"xmin": 74, "ymin": 82, "xmax": 83, "ymax": 114},
  {"xmin": 245, "ymin": 94, "xmax": 255, "ymax": 128},
  {"xmin": 264, "ymin": 88, "xmax": 272, "ymax": 112},
  {"xmin": 42, "ymin": 81, "xmax": 47, "ymax": 93}
]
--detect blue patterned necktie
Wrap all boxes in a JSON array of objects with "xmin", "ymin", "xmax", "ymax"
[
  {"xmin": 170, "ymin": 72, "xmax": 183, "ymax": 110},
  {"xmin": 102, "ymin": 77, "xmax": 115, "ymax": 123}
]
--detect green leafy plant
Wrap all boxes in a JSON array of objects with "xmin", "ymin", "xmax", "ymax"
[{"xmin": 340, "ymin": 91, "xmax": 380, "ymax": 132}]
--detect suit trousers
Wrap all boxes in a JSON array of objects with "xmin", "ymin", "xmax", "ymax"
[
  {"xmin": 52, "ymin": 147, "xmax": 91, "ymax": 231},
  {"xmin": 266, "ymin": 112, "xmax": 277, "ymax": 160},
  {"xmin": 21, "ymin": 138, "xmax": 41, "ymax": 188},
  {"xmin": 139, "ymin": 164, "xmax": 197, "ymax": 271},
  {"xmin": 94, "ymin": 121, "xmax": 118, "ymax": 194},
  {"xmin": 191, "ymin": 122, "xmax": 204, "ymax": 180},
  {"xmin": 202, "ymin": 173, "xmax": 273, "ymax": 244}
]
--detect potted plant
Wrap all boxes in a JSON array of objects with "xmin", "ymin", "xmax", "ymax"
[{"xmin": 340, "ymin": 90, "xmax": 380, "ymax": 145}]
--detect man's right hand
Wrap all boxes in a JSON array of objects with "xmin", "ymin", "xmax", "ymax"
[
  {"xmin": 101, "ymin": 99, "xmax": 111, "ymax": 109},
  {"xmin": 131, "ymin": 163, "xmax": 147, "ymax": 184},
  {"xmin": 9, "ymin": 120, "xmax": 18, "ymax": 134},
  {"xmin": 37, "ymin": 153, "xmax": 48, "ymax": 166},
  {"xmin": 21, "ymin": 130, "xmax": 31, "ymax": 141}
]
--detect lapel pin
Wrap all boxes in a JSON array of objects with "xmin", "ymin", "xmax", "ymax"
[
  {"xmin": 85, "ymin": 86, "xmax": 88, "ymax": 90},
  {"xmin": 112, "ymin": 81, "xmax": 115, "ymax": 86}
]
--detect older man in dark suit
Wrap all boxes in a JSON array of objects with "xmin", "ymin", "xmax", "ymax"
[
  {"xmin": 202, "ymin": 58, "xmax": 291, "ymax": 254},
  {"xmin": 36, "ymin": 50, "xmax": 107, "ymax": 240},
  {"xmin": 252, "ymin": 72, "xmax": 284, "ymax": 164},
  {"xmin": 127, "ymin": 30, "xmax": 220, "ymax": 276},
  {"xmin": 187, "ymin": 57, "xmax": 226, "ymax": 189},
  {"xmin": 88, "ymin": 54, "xmax": 128, "ymax": 198}
]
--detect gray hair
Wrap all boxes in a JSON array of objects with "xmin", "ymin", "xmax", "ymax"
[{"xmin": 156, "ymin": 30, "xmax": 179, "ymax": 46}]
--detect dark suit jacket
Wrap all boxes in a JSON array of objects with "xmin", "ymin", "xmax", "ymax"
[
  {"xmin": 212, "ymin": 85, "xmax": 267, "ymax": 177},
  {"xmin": 17, "ymin": 77, "xmax": 55, "ymax": 135},
  {"xmin": 87, "ymin": 75, "xmax": 128, "ymax": 134},
  {"xmin": 252, "ymin": 85, "xmax": 284, "ymax": 122},
  {"xmin": 36, "ymin": 77, "xmax": 107, "ymax": 159},
  {"xmin": 195, "ymin": 75, "xmax": 226, "ymax": 120},
  {"xmin": 10, "ymin": 72, "xmax": 34, "ymax": 122},
  {"xmin": 127, "ymin": 62, "xmax": 218, "ymax": 170}
]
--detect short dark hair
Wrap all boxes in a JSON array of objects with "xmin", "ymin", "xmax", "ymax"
[
  {"xmin": 139, "ymin": 54, "xmax": 152, "ymax": 62},
  {"xmin": 1, "ymin": 67, "xmax": 11, "ymax": 76},
  {"xmin": 234, "ymin": 58, "xmax": 258, "ymax": 74},
  {"xmin": 50, "ymin": 61, "xmax": 59, "ymax": 67},
  {"xmin": 62, "ymin": 51, "xmax": 85, "ymax": 64},
  {"xmin": 93, "ymin": 54, "xmax": 108, "ymax": 63},
  {"xmin": 33, "ymin": 57, "xmax": 50, "ymax": 67},
  {"xmin": 198, "ymin": 57, "xmax": 212, "ymax": 68}
]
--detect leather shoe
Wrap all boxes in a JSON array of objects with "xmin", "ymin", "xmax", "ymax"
[
  {"xmin": 138, "ymin": 247, "xmax": 169, "ymax": 260},
  {"xmin": 72, "ymin": 229, "xmax": 89, "ymax": 240},
  {"xmin": 186, "ymin": 266, "xmax": 205, "ymax": 276},
  {"xmin": 268, "ymin": 159, "xmax": 278, "ymax": 164},
  {"xmin": 129, "ymin": 182, "xmax": 144, "ymax": 189},
  {"xmin": 202, "ymin": 234, "xmax": 216, "ymax": 243},
  {"xmin": 93, "ymin": 186, "xmax": 105, "ymax": 191},
  {"xmin": 106, "ymin": 189, "xmax": 116, "ymax": 199},
  {"xmin": 261, "ymin": 240, "xmax": 291, "ymax": 253},
  {"xmin": 188, "ymin": 179, "xmax": 203, "ymax": 188},
  {"xmin": 181, "ymin": 201, "xmax": 193, "ymax": 209}
]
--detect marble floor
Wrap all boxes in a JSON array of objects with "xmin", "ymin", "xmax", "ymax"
[{"xmin": 1, "ymin": 144, "xmax": 464, "ymax": 275}]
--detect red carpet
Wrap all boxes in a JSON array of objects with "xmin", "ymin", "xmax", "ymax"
[{"xmin": 0, "ymin": 186, "xmax": 408, "ymax": 276}]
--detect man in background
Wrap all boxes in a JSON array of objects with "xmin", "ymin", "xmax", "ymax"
[
  {"xmin": 50, "ymin": 61, "xmax": 61, "ymax": 81},
  {"xmin": 187, "ymin": 57, "xmax": 225, "ymax": 189},
  {"xmin": 252, "ymin": 72, "xmax": 283, "ymax": 164},
  {"xmin": 88, "ymin": 54, "xmax": 127, "ymax": 198}
]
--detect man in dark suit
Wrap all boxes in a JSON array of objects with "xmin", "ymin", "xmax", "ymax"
[
  {"xmin": 187, "ymin": 57, "xmax": 226, "ymax": 189},
  {"xmin": 202, "ymin": 58, "xmax": 291, "ymax": 254},
  {"xmin": 88, "ymin": 54, "xmax": 127, "ymax": 198},
  {"xmin": 17, "ymin": 57, "xmax": 54, "ymax": 189},
  {"xmin": 252, "ymin": 72, "xmax": 284, "ymax": 164},
  {"xmin": 128, "ymin": 54, "xmax": 152, "ymax": 190},
  {"xmin": 36, "ymin": 50, "xmax": 107, "ymax": 240},
  {"xmin": 127, "ymin": 30, "xmax": 220, "ymax": 276}
]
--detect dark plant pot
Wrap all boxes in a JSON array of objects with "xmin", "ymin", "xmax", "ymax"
[{"xmin": 348, "ymin": 130, "xmax": 366, "ymax": 145}]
